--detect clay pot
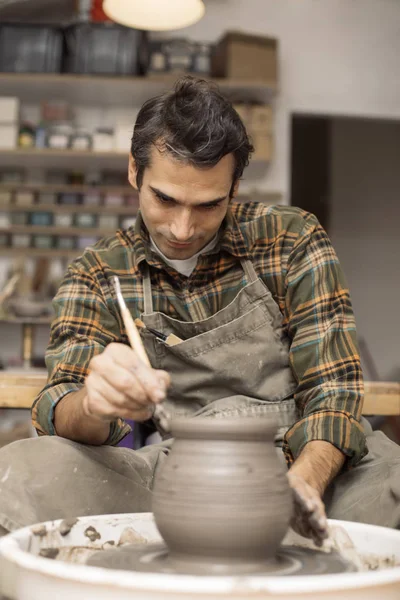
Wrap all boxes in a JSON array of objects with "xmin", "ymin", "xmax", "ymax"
[{"xmin": 152, "ymin": 417, "xmax": 293, "ymax": 573}]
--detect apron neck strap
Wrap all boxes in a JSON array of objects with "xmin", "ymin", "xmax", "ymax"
[
  {"xmin": 142, "ymin": 258, "xmax": 258, "ymax": 316},
  {"xmin": 143, "ymin": 263, "xmax": 154, "ymax": 315},
  {"xmin": 241, "ymin": 258, "xmax": 258, "ymax": 283}
]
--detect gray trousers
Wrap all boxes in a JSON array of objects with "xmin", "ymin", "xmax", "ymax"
[{"xmin": 0, "ymin": 424, "xmax": 399, "ymax": 535}]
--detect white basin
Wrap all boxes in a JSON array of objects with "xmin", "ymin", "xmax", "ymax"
[{"xmin": 0, "ymin": 513, "xmax": 399, "ymax": 600}]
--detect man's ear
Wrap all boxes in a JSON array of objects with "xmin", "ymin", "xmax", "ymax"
[{"xmin": 128, "ymin": 154, "xmax": 138, "ymax": 190}]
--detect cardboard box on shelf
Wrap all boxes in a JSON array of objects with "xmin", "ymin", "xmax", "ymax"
[
  {"xmin": 211, "ymin": 31, "xmax": 278, "ymax": 84},
  {"xmin": 252, "ymin": 134, "xmax": 273, "ymax": 162},
  {"xmin": 0, "ymin": 97, "xmax": 19, "ymax": 123},
  {"xmin": 250, "ymin": 105, "xmax": 273, "ymax": 133},
  {"xmin": 233, "ymin": 103, "xmax": 273, "ymax": 162},
  {"xmin": 0, "ymin": 123, "xmax": 18, "ymax": 149}
]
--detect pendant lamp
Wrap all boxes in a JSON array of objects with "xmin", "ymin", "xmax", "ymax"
[{"xmin": 103, "ymin": 0, "xmax": 205, "ymax": 31}]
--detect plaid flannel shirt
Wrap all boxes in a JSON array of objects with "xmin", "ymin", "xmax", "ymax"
[{"xmin": 32, "ymin": 202, "xmax": 367, "ymax": 467}]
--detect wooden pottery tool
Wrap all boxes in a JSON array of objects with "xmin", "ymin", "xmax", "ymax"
[
  {"xmin": 134, "ymin": 318, "xmax": 183, "ymax": 346},
  {"xmin": 111, "ymin": 276, "xmax": 171, "ymax": 433}
]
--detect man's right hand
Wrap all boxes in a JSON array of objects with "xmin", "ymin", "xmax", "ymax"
[{"xmin": 83, "ymin": 343, "xmax": 170, "ymax": 423}]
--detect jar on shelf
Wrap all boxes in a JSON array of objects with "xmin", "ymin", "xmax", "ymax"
[
  {"xmin": 33, "ymin": 235, "xmax": 54, "ymax": 249},
  {"xmin": 11, "ymin": 212, "xmax": 28, "ymax": 226},
  {"xmin": 11, "ymin": 234, "xmax": 31, "ymax": 248},
  {"xmin": 18, "ymin": 123, "xmax": 36, "ymax": 148},
  {"xmin": 47, "ymin": 123, "xmax": 73, "ymax": 149},
  {"xmin": 30, "ymin": 212, "xmax": 53, "ymax": 227},
  {"xmin": 71, "ymin": 128, "xmax": 92, "ymax": 151},
  {"xmin": 54, "ymin": 213, "xmax": 74, "ymax": 227}
]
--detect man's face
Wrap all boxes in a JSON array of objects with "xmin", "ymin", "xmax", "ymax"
[{"xmin": 129, "ymin": 146, "xmax": 237, "ymax": 260}]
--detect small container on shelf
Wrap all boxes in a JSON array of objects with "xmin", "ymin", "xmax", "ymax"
[
  {"xmin": 67, "ymin": 172, "xmax": 85, "ymax": 185},
  {"xmin": 93, "ymin": 128, "xmax": 114, "ymax": 152},
  {"xmin": 30, "ymin": 212, "xmax": 53, "ymax": 227},
  {"xmin": 0, "ymin": 190, "xmax": 12, "ymax": 206},
  {"xmin": 78, "ymin": 236, "xmax": 98, "ymax": 250},
  {"xmin": 10, "ymin": 212, "xmax": 28, "ymax": 226},
  {"xmin": 104, "ymin": 193, "xmax": 124, "ymax": 207},
  {"xmin": 75, "ymin": 213, "xmax": 97, "ymax": 228},
  {"xmin": 54, "ymin": 213, "xmax": 73, "ymax": 227},
  {"xmin": 71, "ymin": 128, "xmax": 92, "ymax": 151},
  {"xmin": 59, "ymin": 193, "xmax": 81, "ymax": 205},
  {"xmin": 47, "ymin": 123, "xmax": 73, "ymax": 149},
  {"xmin": 0, "ymin": 233, "xmax": 9, "ymax": 247},
  {"xmin": 121, "ymin": 217, "xmax": 136, "ymax": 230},
  {"xmin": 0, "ymin": 169, "xmax": 24, "ymax": 183},
  {"xmin": 0, "ymin": 212, "xmax": 10, "ymax": 227},
  {"xmin": 33, "ymin": 235, "xmax": 54, "ymax": 249},
  {"xmin": 18, "ymin": 123, "xmax": 36, "ymax": 148},
  {"xmin": 15, "ymin": 191, "xmax": 35, "ymax": 207},
  {"xmin": 83, "ymin": 192, "xmax": 101, "ymax": 206},
  {"xmin": 38, "ymin": 192, "xmax": 57, "ymax": 205},
  {"xmin": 11, "ymin": 234, "xmax": 31, "ymax": 248},
  {"xmin": 56, "ymin": 236, "xmax": 75, "ymax": 250},
  {"xmin": 99, "ymin": 215, "xmax": 119, "ymax": 231}
]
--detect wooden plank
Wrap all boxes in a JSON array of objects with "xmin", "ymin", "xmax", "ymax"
[
  {"xmin": 0, "ymin": 73, "xmax": 276, "ymax": 107},
  {"xmin": 363, "ymin": 381, "xmax": 400, "ymax": 415},
  {"xmin": 1, "ymin": 225, "xmax": 118, "ymax": 236},
  {"xmin": 1, "ymin": 373, "xmax": 398, "ymax": 415},
  {"xmin": 0, "ymin": 372, "xmax": 47, "ymax": 409},
  {"xmin": 5, "ymin": 205, "xmax": 138, "ymax": 216}
]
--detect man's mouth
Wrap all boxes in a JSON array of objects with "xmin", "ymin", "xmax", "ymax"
[{"xmin": 166, "ymin": 239, "xmax": 194, "ymax": 248}]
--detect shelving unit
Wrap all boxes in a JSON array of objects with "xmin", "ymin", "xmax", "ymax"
[
  {"xmin": 0, "ymin": 73, "xmax": 276, "ymax": 107},
  {"xmin": 0, "ymin": 72, "xmax": 279, "ymax": 364},
  {"xmin": 0, "ymin": 148, "xmax": 129, "ymax": 168}
]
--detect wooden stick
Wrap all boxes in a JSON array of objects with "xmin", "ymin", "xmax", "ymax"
[{"xmin": 112, "ymin": 276, "xmax": 170, "ymax": 431}]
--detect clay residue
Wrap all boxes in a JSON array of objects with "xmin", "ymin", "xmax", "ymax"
[
  {"xmin": 84, "ymin": 526, "xmax": 101, "ymax": 543},
  {"xmin": 361, "ymin": 553, "xmax": 398, "ymax": 571},
  {"xmin": 31, "ymin": 524, "xmax": 47, "ymax": 537},
  {"xmin": 39, "ymin": 548, "xmax": 60, "ymax": 560},
  {"xmin": 59, "ymin": 518, "xmax": 79, "ymax": 537},
  {"xmin": 118, "ymin": 527, "xmax": 148, "ymax": 546}
]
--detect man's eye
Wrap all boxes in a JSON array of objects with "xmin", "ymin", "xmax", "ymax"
[
  {"xmin": 201, "ymin": 203, "xmax": 220, "ymax": 210},
  {"xmin": 155, "ymin": 194, "xmax": 173, "ymax": 205}
]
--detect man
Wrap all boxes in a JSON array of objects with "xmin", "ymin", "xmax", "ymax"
[{"xmin": 0, "ymin": 77, "xmax": 399, "ymax": 541}]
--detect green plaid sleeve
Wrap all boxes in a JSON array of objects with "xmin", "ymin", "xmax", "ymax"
[
  {"xmin": 282, "ymin": 214, "xmax": 367, "ymax": 468},
  {"xmin": 31, "ymin": 261, "xmax": 131, "ymax": 445}
]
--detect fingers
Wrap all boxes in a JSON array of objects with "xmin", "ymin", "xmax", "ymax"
[
  {"xmin": 85, "ymin": 343, "xmax": 171, "ymax": 423},
  {"xmin": 288, "ymin": 472, "xmax": 328, "ymax": 547}
]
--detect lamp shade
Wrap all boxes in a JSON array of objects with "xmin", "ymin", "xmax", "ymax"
[{"xmin": 103, "ymin": 0, "xmax": 205, "ymax": 31}]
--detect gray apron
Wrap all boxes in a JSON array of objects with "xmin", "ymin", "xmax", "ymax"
[{"xmin": 0, "ymin": 259, "xmax": 399, "ymax": 533}]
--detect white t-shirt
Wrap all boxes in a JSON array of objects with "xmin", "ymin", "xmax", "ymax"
[{"xmin": 150, "ymin": 235, "xmax": 218, "ymax": 277}]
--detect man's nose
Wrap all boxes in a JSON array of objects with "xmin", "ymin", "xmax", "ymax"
[{"xmin": 170, "ymin": 210, "xmax": 195, "ymax": 242}]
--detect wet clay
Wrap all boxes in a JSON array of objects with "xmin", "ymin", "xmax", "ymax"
[
  {"xmin": 152, "ymin": 417, "xmax": 293, "ymax": 573},
  {"xmin": 86, "ymin": 542, "xmax": 355, "ymax": 576}
]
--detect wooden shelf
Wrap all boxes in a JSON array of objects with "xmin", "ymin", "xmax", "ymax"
[
  {"xmin": 0, "ymin": 148, "xmax": 269, "ymax": 170},
  {"xmin": 0, "ymin": 73, "xmax": 276, "ymax": 107},
  {"xmin": 0, "ymin": 247, "xmax": 79, "ymax": 258},
  {"xmin": 0, "ymin": 183, "xmax": 133, "ymax": 194},
  {"xmin": 1, "ymin": 225, "xmax": 118, "ymax": 236},
  {"xmin": 5, "ymin": 204, "xmax": 137, "ymax": 215},
  {"xmin": 0, "ymin": 148, "xmax": 129, "ymax": 168},
  {"xmin": 0, "ymin": 316, "xmax": 52, "ymax": 325}
]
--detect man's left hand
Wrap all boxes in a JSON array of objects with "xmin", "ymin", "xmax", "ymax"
[
  {"xmin": 287, "ymin": 471, "xmax": 328, "ymax": 546},
  {"xmin": 286, "ymin": 440, "xmax": 346, "ymax": 546}
]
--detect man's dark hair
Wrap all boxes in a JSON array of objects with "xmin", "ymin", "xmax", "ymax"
[{"xmin": 131, "ymin": 76, "xmax": 254, "ymax": 195}]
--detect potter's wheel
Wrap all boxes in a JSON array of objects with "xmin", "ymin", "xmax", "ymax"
[
  {"xmin": 1, "ymin": 513, "xmax": 400, "ymax": 600},
  {"xmin": 86, "ymin": 541, "xmax": 354, "ymax": 576}
]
